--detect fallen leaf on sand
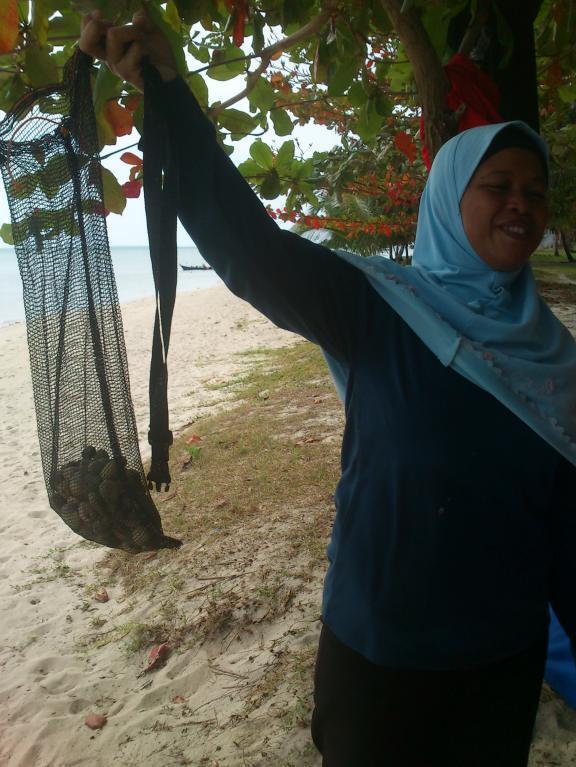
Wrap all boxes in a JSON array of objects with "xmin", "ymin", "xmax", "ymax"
[
  {"xmin": 186, "ymin": 434, "xmax": 203, "ymax": 445},
  {"xmin": 84, "ymin": 713, "xmax": 107, "ymax": 730},
  {"xmin": 143, "ymin": 642, "xmax": 170, "ymax": 673},
  {"xmin": 295, "ymin": 436, "xmax": 320, "ymax": 446},
  {"xmin": 172, "ymin": 695, "xmax": 188, "ymax": 704},
  {"xmin": 94, "ymin": 588, "xmax": 109, "ymax": 603}
]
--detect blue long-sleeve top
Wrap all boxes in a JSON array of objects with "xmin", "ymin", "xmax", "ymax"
[{"xmin": 148, "ymin": 75, "xmax": 576, "ymax": 670}]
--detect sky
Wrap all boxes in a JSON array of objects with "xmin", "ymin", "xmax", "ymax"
[{"xmin": 0, "ymin": 50, "xmax": 340, "ymax": 248}]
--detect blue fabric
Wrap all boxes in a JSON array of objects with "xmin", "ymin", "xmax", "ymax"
[
  {"xmin": 545, "ymin": 609, "xmax": 576, "ymax": 708},
  {"xmin": 325, "ymin": 122, "xmax": 576, "ymax": 467}
]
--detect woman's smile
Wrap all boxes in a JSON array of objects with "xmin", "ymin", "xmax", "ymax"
[{"xmin": 459, "ymin": 147, "xmax": 549, "ymax": 272}]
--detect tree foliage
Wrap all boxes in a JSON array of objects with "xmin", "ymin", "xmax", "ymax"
[{"xmin": 0, "ymin": 0, "xmax": 574, "ymax": 250}]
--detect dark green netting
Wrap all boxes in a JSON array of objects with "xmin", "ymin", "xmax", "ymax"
[{"xmin": 0, "ymin": 49, "xmax": 180, "ymax": 554}]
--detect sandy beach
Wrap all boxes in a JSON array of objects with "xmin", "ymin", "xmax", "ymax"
[{"xmin": 1, "ymin": 282, "xmax": 576, "ymax": 766}]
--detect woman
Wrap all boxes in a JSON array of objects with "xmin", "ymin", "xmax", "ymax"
[{"xmin": 80, "ymin": 12, "xmax": 576, "ymax": 766}]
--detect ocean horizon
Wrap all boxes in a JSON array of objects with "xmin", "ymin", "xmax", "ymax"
[{"xmin": 0, "ymin": 245, "xmax": 221, "ymax": 326}]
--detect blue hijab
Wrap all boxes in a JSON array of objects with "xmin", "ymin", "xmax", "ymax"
[{"xmin": 326, "ymin": 121, "xmax": 576, "ymax": 466}]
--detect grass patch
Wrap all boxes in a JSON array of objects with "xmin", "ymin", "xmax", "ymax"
[{"xmin": 94, "ymin": 340, "xmax": 341, "ymax": 647}]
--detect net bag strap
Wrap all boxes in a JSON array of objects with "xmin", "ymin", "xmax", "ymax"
[{"xmin": 140, "ymin": 59, "xmax": 178, "ymax": 492}]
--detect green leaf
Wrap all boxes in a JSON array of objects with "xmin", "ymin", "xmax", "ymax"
[
  {"xmin": 165, "ymin": 0, "xmax": 181, "ymax": 32},
  {"xmin": 25, "ymin": 46, "xmax": 58, "ymax": 87},
  {"xmin": 388, "ymin": 59, "xmax": 414, "ymax": 92},
  {"xmin": 558, "ymin": 84, "xmax": 576, "ymax": 104},
  {"xmin": 37, "ymin": 154, "xmax": 84, "ymax": 199},
  {"xmin": 96, "ymin": 107, "xmax": 117, "ymax": 149},
  {"xmin": 374, "ymin": 91, "xmax": 392, "ymax": 116},
  {"xmin": 0, "ymin": 74, "xmax": 26, "ymax": 112},
  {"xmin": 270, "ymin": 108, "xmax": 294, "ymax": 136},
  {"xmin": 327, "ymin": 59, "xmax": 358, "ymax": 96},
  {"xmin": 276, "ymin": 140, "xmax": 295, "ymax": 174},
  {"xmin": 218, "ymin": 108, "xmax": 258, "ymax": 135},
  {"xmin": 348, "ymin": 81, "xmax": 368, "ymax": 108},
  {"xmin": 370, "ymin": 0, "xmax": 392, "ymax": 32},
  {"xmin": 32, "ymin": 0, "xmax": 50, "ymax": 46},
  {"xmin": 238, "ymin": 158, "xmax": 265, "ymax": 178},
  {"xmin": 248, "ymin": 76, "xmax": 276, "ymax": 111},
  {"xmin": 298, "ymin": 181, "xmax": 318, "ymax": 207},
  {"xmin": 250, "ymin": 140, "xmax": 275, "ymax": 170},
  {"xmin": 93, "ymin": 64, "xmax": 121, "ymax": 114},
  {"xmin": 188, "ymin": 40, "xmax": 210, "ymax": 63},
  {"xmin": 175, "ymin": 0, "xmax": 214, "ymax": 24},
  {"xmin": 101, "ymin": 167, "xmax": 126, "ymax": 215},
  {"xmin": 355, "ymin": 97, "xmax": 384, "ymax": 142},
  {"xmin": 207, "ymin": 46, "xmax": 246, "ymax": 81},
  {"xmin": 253, "ymin": 11, "xmax": 265, "ymax": 53},
  {"xmin": 187, "ymin": 73, "xmax": 208, "ymax": 108},
  {"xmin": 259, "ymin": 169, "xmax": 281, "ymax": 199},
  {"xmin": 145, "ymin": 2, "xmax": 188, "ymax": 77},
  {"xmin": 47, "ymin": 13, "xmax": 81, "ymax": 39},
  {"xmin": 0, "ymin": 223, "xmax": 14, "ymax": 245}
]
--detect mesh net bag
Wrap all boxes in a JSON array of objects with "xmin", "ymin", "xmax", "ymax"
[{"xmin": 0, "ymin": 49, "xmax": 181, "ymax": 554}]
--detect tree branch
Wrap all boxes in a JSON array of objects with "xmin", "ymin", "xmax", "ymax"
[
  {"xmin": 209, "ymin": 3, "xmax": 337, "ymax": 118},
  {"xmin": 379, "ymin": 0, "xmax": 454, "ymax": 161}
]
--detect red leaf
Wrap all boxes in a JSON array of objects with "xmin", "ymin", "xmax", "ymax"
[
  {"xmin": 0, "ymin": 0, "xmax": 18, "ymax": 54},
  {"xmin": 122, "ymin": 181, "xmax": 142, "ymax": 198},
  {"xmin": 143, "ymin": 642, "xmax": 170, "ymax": 673},
  {"xmin": 85, "ymin": 713, "xmax": 107, "ymax": 730},
  {"xmin": 186, "ymin": 434, "xmax": 203, "ymax": 445},
  {"xmin": 120, "ymin": 151, "xmax": 142, "ymax": 166},
  {"xmin": 124, "ymin": 94, "xmax": 141, "ymax": 112},
  {"xmin": 394, "ymin": 131, "xmax": 417, "ymax": 163},
  {"xmin": 104, "ymin": 100, "xmax": 133, "ymax": 138}
]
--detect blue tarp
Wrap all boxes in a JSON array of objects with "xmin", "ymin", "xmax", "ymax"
[{"xmin": 545, "ymin": 609, "xmax": 576, "ymax": 709}]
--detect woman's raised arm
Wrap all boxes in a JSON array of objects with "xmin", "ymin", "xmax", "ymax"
[{"xmin": 80, "ymin": 11, "xmax": 368, "ymax": 363}]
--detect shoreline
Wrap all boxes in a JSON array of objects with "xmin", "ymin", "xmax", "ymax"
[{"xmin": 0, "ymin": 277, "xmax": 224, "ymax": 330}]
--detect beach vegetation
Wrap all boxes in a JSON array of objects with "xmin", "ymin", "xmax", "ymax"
[{"xmin": 1, "ymin": 2, "xmax": 575, "ymax": 258}]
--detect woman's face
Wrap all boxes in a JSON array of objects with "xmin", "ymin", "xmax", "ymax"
[{"xmin": 459, "ymin": 147, "xmax": 549, "ymax": 272}]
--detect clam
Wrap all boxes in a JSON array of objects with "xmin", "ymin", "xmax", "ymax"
[
  {"xmin": 59, "ymin": 499, "xmax": 80, "ymax": 529},
  {"xmin": 99, "ymin": 478, "xmax": 121, "ymax": 507},
  {"xmin": 81, "ymin": 445, "xmax": 97, "ymax": 462},
  {"xmin": 52, "ymin": 447, "xmax": 174, "ymax": 553},
  {"xmin": 68, "ymin": 472, "xmax": 89, "ymax": 501}
]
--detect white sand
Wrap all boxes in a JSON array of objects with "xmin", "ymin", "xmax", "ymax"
[
  {"xmin": 0, "ymin": 282, "xmax": 575, "ymax": 766},
  {"xmin": 0, "ymin": 284, "xmax": 304, "ymax": 767}
]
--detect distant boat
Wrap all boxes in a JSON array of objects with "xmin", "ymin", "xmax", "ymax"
[{"xmin": 180, "ymin": 263, "xmax": 213, "ymax": 271}]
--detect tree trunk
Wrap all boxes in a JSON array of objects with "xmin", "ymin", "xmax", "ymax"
[
  {"xmin": 488, "ymin": 0, "xmax": 542, "ymax": 131},
  {"xmin": 448, "ymin": 0, "xmax": 543, "ymax": 130},
  {"xmin": 561, "ymin": 231, "xmax": 575, "ymax": 263},
  {"xmin": 379, "ymin": 0, "xmax": 456, "ymax": 163}
]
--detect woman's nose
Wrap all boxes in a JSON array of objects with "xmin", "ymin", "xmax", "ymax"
[{"xmin": 505, "ymin": 188, "xmax": 530, "ymax": 212}]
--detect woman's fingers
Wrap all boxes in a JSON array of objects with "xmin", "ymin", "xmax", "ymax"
[
  {"xmin": 78, "ymin": 9, "xmax": 177, "ymax": 91},
  {"xmin": 115, "ymin": 40, "xmax": 146, "ymax": 92},
  {"xmin": 79, "ymin": 12, "xmax": 113, "ymax": 60},
  {"xmin": 105, "ymin": 24, "xmax": 142, "ymax": 68}
]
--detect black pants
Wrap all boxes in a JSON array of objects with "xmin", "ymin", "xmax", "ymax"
[{"xmin": 311, "ymin": 625, "xmax": 547, "ymax": 767}]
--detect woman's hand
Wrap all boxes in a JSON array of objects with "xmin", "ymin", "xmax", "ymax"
[{"xmin": 79, "ymin": 9, "xmax": 178, "ymax": 93}]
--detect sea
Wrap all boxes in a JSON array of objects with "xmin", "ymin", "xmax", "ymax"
[{"xmin": 0, "ymin": 246, "xmax": 221, "ymax": 326}]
